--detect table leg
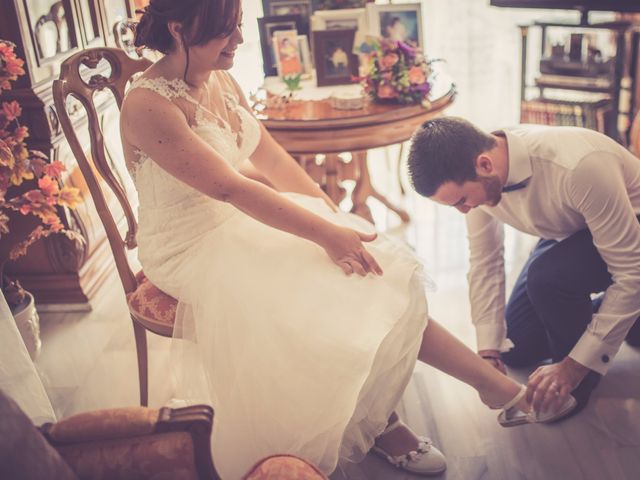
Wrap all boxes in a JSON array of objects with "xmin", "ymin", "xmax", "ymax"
[{"xmin": 351, "ymin": 151, "xmax": 411, "ymax": 224}]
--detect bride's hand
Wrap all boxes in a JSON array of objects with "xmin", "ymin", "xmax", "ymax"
[{"xmin": 321, "ymin": 225, "xmax": 383, "ymax": 276}]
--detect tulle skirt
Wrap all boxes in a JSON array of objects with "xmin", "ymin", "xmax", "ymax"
[{"xmin": 145, "ymin": 193, "xmax": 430, "ymax": 479}]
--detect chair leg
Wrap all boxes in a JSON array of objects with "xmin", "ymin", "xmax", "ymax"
[{"xmin": 132, "ymin": 320, "xmax": 149, "ymax": 406}]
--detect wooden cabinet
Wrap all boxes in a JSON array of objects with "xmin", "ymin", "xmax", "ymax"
[{"xmin": 0, "ymin": 0, "xmax": 136, "ymax": 308}]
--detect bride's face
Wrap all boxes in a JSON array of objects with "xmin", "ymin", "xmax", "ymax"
[
  {"xmin": 171, "ymin": 10, "xmax": 244, "ymax": 71},
  {"xmin": 193, "ymin": 18, "xmax": 244, "ymax": 71}
]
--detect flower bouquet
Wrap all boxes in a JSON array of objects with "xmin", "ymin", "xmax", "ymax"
[
  {"xmin": 0, "ymin": 40, "xmax": 81, "ymax": 304},
  {"xmin": 357, "ymin": 37, "xmax": 432, "ymax": 108}
]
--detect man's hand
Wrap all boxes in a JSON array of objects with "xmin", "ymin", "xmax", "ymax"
[
  {"xmin": 478, "ymin": 349, "xmax": 507, "ymax": 374},
  {"xmin": 527, "ymin": 357, "xmax": 590, "ymax": 414}
]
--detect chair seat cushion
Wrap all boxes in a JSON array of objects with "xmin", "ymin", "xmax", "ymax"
[
  {"xmin": 126, "ymin": 272, "xmax": 177, "ymax": 336},
  {"xmin": 243, "ymin": 455, "xmax": 328, "ymax": 479}
]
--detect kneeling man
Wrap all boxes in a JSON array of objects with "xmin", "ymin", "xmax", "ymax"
[{"xmin": 408, "ymin": 118, "xmax": 640, "ymax": 418}]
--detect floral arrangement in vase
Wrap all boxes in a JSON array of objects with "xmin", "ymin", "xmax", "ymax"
[
  {"xmin": 0, "ymin": 40, "xmax": 81, "ymax": 304},
  {"xmin": 358, "ymin": 37, "xmax": 432, "ymax": 107}
]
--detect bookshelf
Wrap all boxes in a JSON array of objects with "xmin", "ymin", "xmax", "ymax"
[{"xmin": 519, "ymin": 20, "xmax": 639, "ymax": 144}]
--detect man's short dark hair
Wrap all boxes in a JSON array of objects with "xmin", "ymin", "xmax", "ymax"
[{"xmin": 408, "ymin": 117, "xmax": 497, "ymax": 197}]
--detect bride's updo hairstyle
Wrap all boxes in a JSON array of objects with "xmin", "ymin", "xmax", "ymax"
[{"xmin": 135, "ymin": 0, "xmax": 240, "ymax": 78}]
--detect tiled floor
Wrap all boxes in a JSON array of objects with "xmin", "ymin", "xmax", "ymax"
[{"xmin": 35, "ymin": 147, "xmax": 640, "ymax": 479}]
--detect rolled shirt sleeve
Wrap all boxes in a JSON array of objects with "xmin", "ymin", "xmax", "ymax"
[
  {"xmin": 567, "ymin": 152, "xmax": 640, "ymax": 374},
  {"xmin": 466, "ymin": 208, "xmax": 513, "ymax": 352}
]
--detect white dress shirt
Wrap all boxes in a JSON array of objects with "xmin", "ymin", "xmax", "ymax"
[{"xmin": 466, "ymin": 125, "xmax": 640, "ymax": 374}]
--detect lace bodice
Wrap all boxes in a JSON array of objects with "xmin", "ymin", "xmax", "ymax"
[{"xmin": 124, "ymin": 73, "xmax": 262, "ymax": 275}]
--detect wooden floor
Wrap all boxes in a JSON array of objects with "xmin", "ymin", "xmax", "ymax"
[{"xmin": 35, "ymin": 149, "xmax": 640, "ymax": 479}]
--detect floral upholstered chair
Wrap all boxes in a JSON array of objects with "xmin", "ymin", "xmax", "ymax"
[
  {"xmin": 243, "ymin": 455, "xmax": 328, "ymax": 480},
  {"xmin": 0, "ymin": 390, "xmax": 218, "ymax": 479},
  {"xmin": 1, "ymin": 389, "xmax": 327, "ymax": 480}
]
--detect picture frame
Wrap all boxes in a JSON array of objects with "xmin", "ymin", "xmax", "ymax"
[
  {"xmin": 262, "ymin": 0, "xmax": 313, "ymax": 31},
  {"xmin": 76, "ymin": 0, "xmax": 101, "ymax": 47},
  {"xmin": 311, "ymin": 8, "xmax": 367, "ymax": 32},
  {"xmin": 297, "ymin": 34, "xmax": 313, "ymax": 75},
  {"xmin": 273, "ymin": 29, "xmax": 305, "ymax": 77},
  {"xmin": 258, "ymin": 15, "xmax": 305, "ymax": 76},
  {"xmin": 25, "ymin": 0, "xmax": 78, "ymax": 61},
  {"xmin": 98, "ymin": 0, "xmax": 134, "ymax": 45},
  {"xmin": 365, "ymin": 2, "xmax": 424, "ymax": 51},
  {"xmin": 312, "ymin": 28, "xmax": 359, "ymax": 87}
]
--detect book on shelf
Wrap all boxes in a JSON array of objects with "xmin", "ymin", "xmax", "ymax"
[
  {"xmin": 521, "ymin": 97, "xmax": 613, "ymax": 133},
  {"xmin": 535, "ymin": 74, "xmax": 612, "ymax": 91}
]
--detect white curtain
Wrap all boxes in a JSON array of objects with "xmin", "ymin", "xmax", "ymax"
[{"xmin": 0, "ymin": 292, "xmax": 55, "ymax": 425}]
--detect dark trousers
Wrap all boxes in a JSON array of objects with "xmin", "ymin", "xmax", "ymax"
[{"xmin": 501, "ymin": 217, "xmax": 640, "ymax": 368}]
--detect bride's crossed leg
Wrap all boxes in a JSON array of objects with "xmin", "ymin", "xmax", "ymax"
[{"xmin": 376, "ymin": 319, "xmax": 528, "ymax": 455}]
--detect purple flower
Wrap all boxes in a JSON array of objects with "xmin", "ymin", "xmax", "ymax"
[{"xmin": 397, "ymin": 41, "xmax": 417, "ymax": 58}]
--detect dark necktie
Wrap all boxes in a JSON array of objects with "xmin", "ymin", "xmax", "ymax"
[{"xmin": 502, "ymin": 178, "xmax": 529, "ymax": 193}]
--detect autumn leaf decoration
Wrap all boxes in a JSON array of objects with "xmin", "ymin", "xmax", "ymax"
[{"xmin": 0, "ymin": 40, "xmax": 82, "ymax": 260}]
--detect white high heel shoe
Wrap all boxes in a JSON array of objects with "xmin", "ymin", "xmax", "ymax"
[
  {"xmin": 371, "ymin": 419, "xmax": 447, "ymax": 476},
  {"xmin": 498, "ymin": 385, "xmax": 577, "ymax": 427}
]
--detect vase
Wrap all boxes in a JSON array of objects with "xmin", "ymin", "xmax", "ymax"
[{"xmin": 12, "ymin": 291, "xmax": 41, "ymax": 361}]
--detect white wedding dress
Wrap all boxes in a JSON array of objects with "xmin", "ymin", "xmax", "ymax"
[{"xmin": 126, "ymin": 71, "xmax": 430, "ymax": 479}]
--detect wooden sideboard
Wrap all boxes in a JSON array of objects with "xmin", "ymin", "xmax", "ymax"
[{"xmin": 0, "ymin": 0, "xmax": 137, "ymax": 308}]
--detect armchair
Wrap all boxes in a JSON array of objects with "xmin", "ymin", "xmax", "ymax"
[{"xmin": 0, "ymin": 389, "xmax": 327, "ymax": 480}]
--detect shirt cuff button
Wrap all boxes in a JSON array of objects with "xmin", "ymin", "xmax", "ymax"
[{"xmin": 601, "ymin": 354, "xmax": 609, "ymax": 363}]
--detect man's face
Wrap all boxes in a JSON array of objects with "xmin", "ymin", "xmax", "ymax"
[{"xmin": 430, "ymin": 174, "xmax": 503, "ymax": 214}]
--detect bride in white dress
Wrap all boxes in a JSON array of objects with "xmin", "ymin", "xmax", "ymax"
[{"xmin": 121, "ymin": 1, "xmax": 574, "ymax": 478}]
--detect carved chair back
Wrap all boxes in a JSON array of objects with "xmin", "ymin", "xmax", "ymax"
[{"xmin": 53, "ymin": 48, "xmax": 150, "ymax": 297}]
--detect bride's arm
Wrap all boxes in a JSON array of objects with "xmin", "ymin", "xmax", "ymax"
[
  {"xmin": 121, "ymin": 89, "xmax": 381, "ymax": 276},
  {"xmin": 227, "ymin": 75, "xmax": 338, "ymax": 210},
  {"xmin": 249, "ymin": 123, "xmax": 337, "ymax": 210}
]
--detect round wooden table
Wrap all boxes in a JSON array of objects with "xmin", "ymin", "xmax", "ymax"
[{"xmin": 256, "ymin": 79, "xmax": 456, "ymax": 222}]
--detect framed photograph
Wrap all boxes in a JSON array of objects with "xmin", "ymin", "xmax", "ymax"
[
  {"xmin": 297, "ymin": 35, "xmax": 313, "ymax": 75},
  {"xmin": 263, "ymin": 0, "xmax": 313, "ymax": 30},
  {"xmin": 311, "ymin": 8, "xmax": 367, "ymax": 32},
  {"xmin": 273, "ymin": 30, "xmax": 305, "ymax": 77},
  {"xmin": 366, "ymin": 3, "xmax": 424, "ymax": 50},
  {"xmin": 24, "ymin": 0, "xmax": 78, "ymax": 61},
  {"xmin": 258, "ymin": 15, "xmax": 306, "ymax": 76},
  {"xmin": 312, "ymin": 28, "xmax": 359, "ymax": 87},
  {"xmin": 98, "ymin": 0, "xmax": 134, "ymax": 45}
]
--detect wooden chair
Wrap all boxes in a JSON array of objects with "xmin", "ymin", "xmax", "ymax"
[
  {"xmin": 52, "ymin": 48, "xmax": 177, "ymax": 406},
  {"xmin": 42, "ymin": 404, "xmax": 219, "ymax": 479}
]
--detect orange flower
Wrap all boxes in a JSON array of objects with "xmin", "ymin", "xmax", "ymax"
[
  {"xmin": 58, "ymin": 186, "xmax": 82, "ymax": 209},
  {"xmin": 377, "ymin": 83, "xmax": 398, "ymax": 99},
  {"xmin": 5, "ymin": 57, "xmax": 25, "ymax": 77},
  {"xmin": 380, "ymin": 53, "xmax": 399, "ymax": 70},
  {"xmin": 408, "ymin": 65, "xmax": 426, "ymax": 85},
  {"xmin": 13, "ymin": 125, "xmax": 28, "ymax": 142},
  {"xmin": 1, "ymin": 101, "xmax": 22, "ymax": 121},
  {"xmin": 38, "ymin": 175, "xmax": 60, "ymax": 196},
  {"xmin": 44, "ymin": 160, "xmax": 66, "ymax": 178},
  {"xmin": 0, "ymin": 140, "xmax": 14, "ymax": 168},
  {"xmin": 9, "ymin": 154, "xmax": 34, "ymax": 185},
  {"xmin": 24, "ymin": 189, "xmax": 47, "ymax": 206}
]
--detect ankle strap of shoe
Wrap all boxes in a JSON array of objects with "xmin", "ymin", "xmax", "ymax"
[{"xmin": 502, "ymin": 385, "xmax": 527, "ymax": 411}]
